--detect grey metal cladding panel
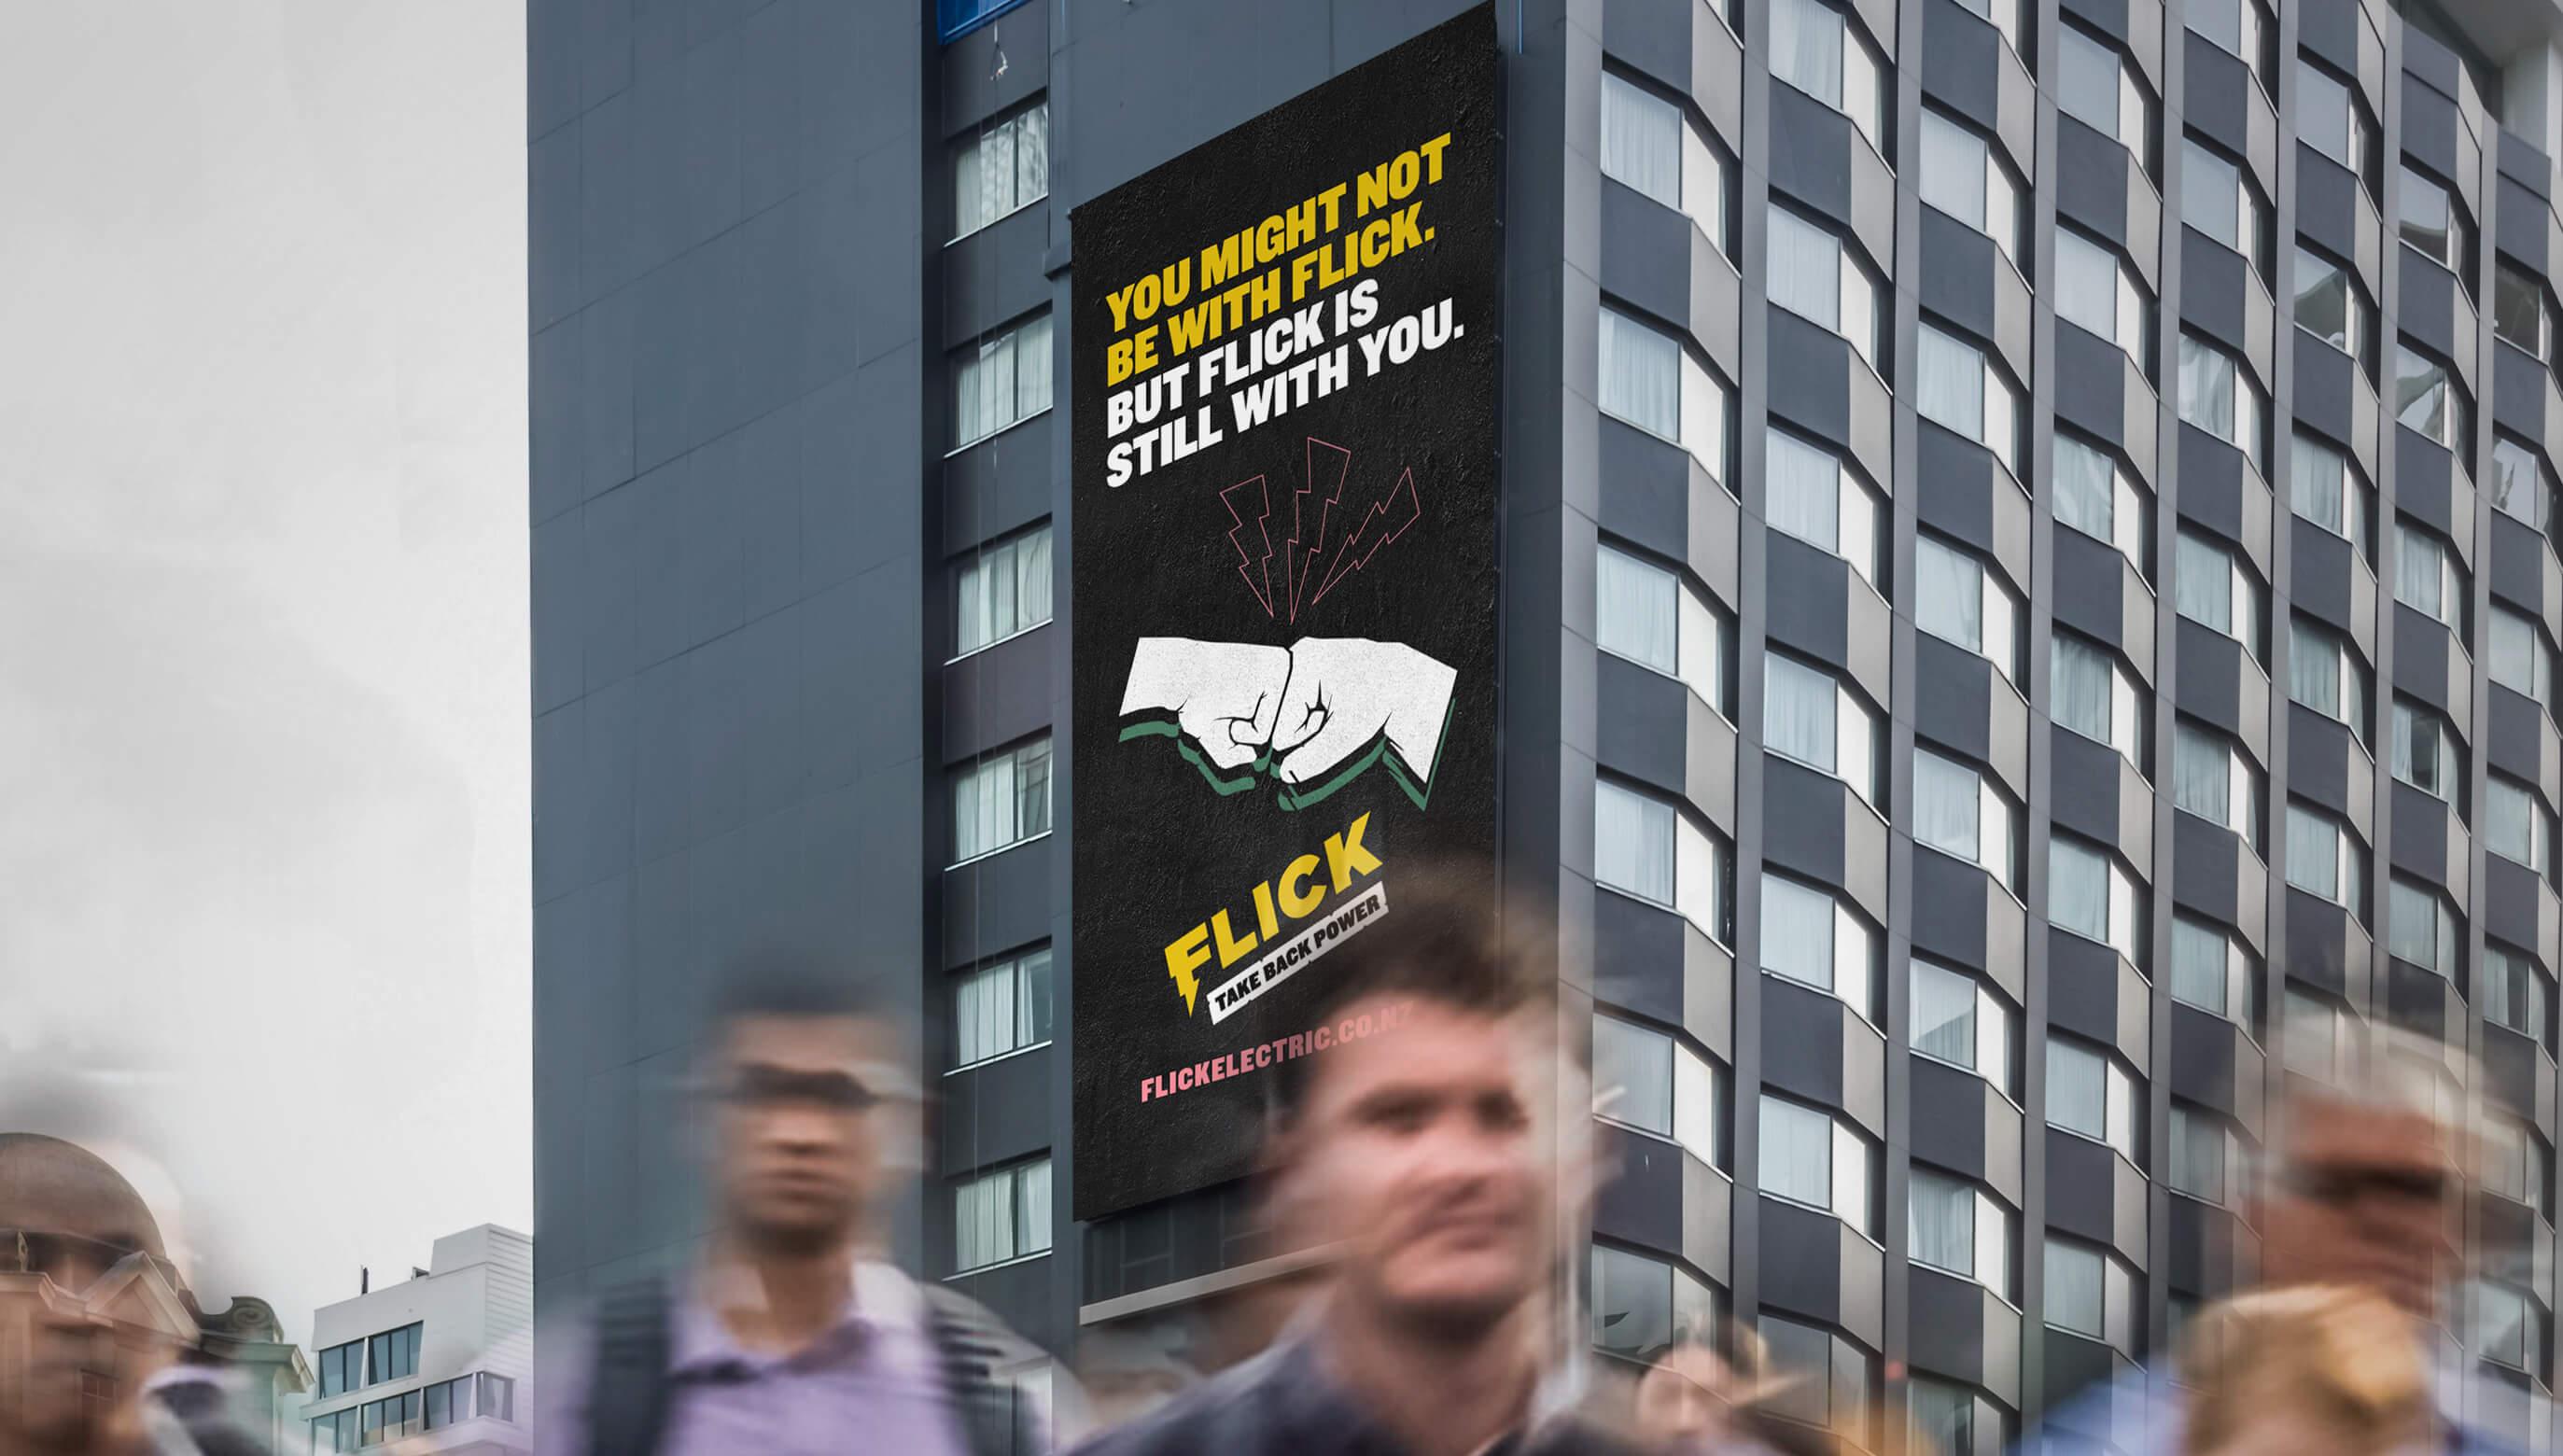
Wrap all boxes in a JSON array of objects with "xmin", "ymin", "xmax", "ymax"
[
  {"xmin": 943, "ymin": 208, "xmax": 1055, "ymax": 344},
  {"xmin": 2052, "ymin": 327, "xmax": 2137, "ymax": 457},
  {"xmin": 534, "ymin": 318, "xmax": 585, "ymax": 527},
  {"xmin": 1758, "ymin": 1201, "xmax": 1878, "ymax": 1337},
  {"xmin": 2385, "ymin": 959, "xmax": 2466, "ymax": 1043},
  {"xmin": 1763, "ymin": 535, "xmax": 1853, "ymax": 665},
  {"xmin": 2393, "ymin": 609, "xmax": 2458, "ymax": 721},
  {"xmin": 2054, "ymin": 123, "xmax": 2133, "ymax": 245},
  {"xmin": 2486, "ymin": 687, "xmax": 2549, "ymax": 786},
  {"xmin": 1601, "ymin": 0, "xmax": 1690, "ymax": 98},
  {"xmin": 2049, "ymin": 530, "xmax": 2135, "ymax": 657},
  {"xmin": 2047, "ymin": 932, "xmax": 2144, "ymax": 1070},
  {"xmin": 1912, "ymin": 637, "xmax": 1997, "ymax": 759},
  {"xmin": 535, "ymin": 702, "xmax": 586, "ymax": 905},
  {"xmin": 1909, "ymin": 1059, "xmax": 1996, "ymax": 1182},
  {"xmin": 1600, "ymin": 182, "xmax": 1695, "ymax": 335},
  {"xmin": 2291, "ymin": 331, "xmax": 2361, "ymax": 459},
  {"xmin": 943, "ymin": 422, "xmax": 1057, "ymax": 555},
  {"xmin": 1919, "ymin": 0, "xmax": 1999, "ymax": 126},
  {"xmin": 1597, "ymin": 652, "xmax": 1692, "ymax": 793},
  {"xmin": 1766, "ymin": 313, "xmax": 1855, "ymax": 451},
  {"xmin": 2164, "ymin": 1198, "xmax": 2257, "ymax": 1295},
  {"xmin": 943, "ymin": 835, "xmax": 1053, "ymax": 969},
  {"xmin": 1597, "ymin": 421, "xmax": 1692, "ymax": 562},
  {"xmin": 2400, "ymin": 72, "xmax": 2462, "ymax": 184},
  {"xmin": 2172, "ymin": 624, "xmax": 2246, "ymax": 740},
  {"xmin": 2167, "ymin": 813, "xmax": 2245, "ymax": 931},
  {"xmin": 2288, "ymin": 521, "xmax": 2365, "ymax": 639},
  {"xmin": 2297, "ymin": 0, "xmax": 2360, "ymax": 79},
  {"xmin": 2043, "ymin": 1129, "xmax": 2133, "ymax": 1253},
  {"xmin": 1907, "ymin": 1271, "xmax": 2019, "ymax": 1401},
  {"xmin": 2500, "ymin": 175, "xmax": 2551, "ymax": 265},
  {"xmin": 2181, "ymin": 38, "xmax": 2254, "ymax": 168},
  {"xmin": 944, "ymin": 628, "xmax": 1058, "ymax": 763},
  {"xmin": 1764, "ymin": 89, "xmax": 1856, "ymax": 226},
  {"xmin": 1918, "ymin": 211, "xmax": 2000, "ymax": 343},
  {"xmin": 2399, "ymin": 251, "xmax": 2461, "ymax": 369},
  {"xmin": 2296, "ymin": 156, "xmax": 2365, "ymax": 270},
  {"xmin": 2284, "ymin": 889, "xmax": 2360, "ymax": 1001},
  {"xmin": 945, "ymin": 1253, "xmax": 1059, "ymax": 1354},
  {"xmin": 940, "ymin": 1047, "xmax": 1057, "ymax": 1176},
  {"xmin": 532, "ymin": 121, "xmax": 582, "ymax": 331},
  {"xmin": 2499, "ymin": 131, "xmax": 2554, "ymax": 200},
  {"xmin": 2178, "ymin": 234, "xmax": 2254, "ymax": 361},
  {"xmin": 2495, "ymin": 346, "xmax": 2549, "ymax": 441},
  {"xmin": 2047, "ymin": 729, "xmax": 2131, "ymax": 854},
  {"xmin": 2397, "ymin": 431, "xmax": 2459, "ymax": 546},
  {"xmin": 2285, "ymin": 707, "xmax": 2365, "ymax": 822},
  {"xmin": 2484, "ymin": 855, "xmax": 2551, "ymax": 953},
  {"xmin": 2387, "ymin": 781, "xmax": 2454, "ymax": 882},
  {"xmin": 2058, "ymin": 0, "xmax": 2132, "ymax": 48},
  {"xmin": 1761, "ymin": 758, "xmax": 1853, "ymax": 887},
  {"xmin": 2178, "ymin": 436, "xmax": 2264, "ymax": 558},
  {"xmin": 2164, "ymin": 1003, "xmax": 2248, "ymax": 1120},
  {"xmin": 1592, "ymin": 1125, "xmax": 1711, "ymax": 1272},
  {"xmin": 941, "ymin": 0, "xmax": 1048, "ymax": 135}
]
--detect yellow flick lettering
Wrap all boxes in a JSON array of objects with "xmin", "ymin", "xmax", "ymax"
[{"xmin": 1162, "ymin": 812, "xmax": 1386, "ymax": 1014}]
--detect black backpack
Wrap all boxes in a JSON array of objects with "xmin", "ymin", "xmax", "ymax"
[{"xmin": 582, "ymin": 1275, "xmax": 1033, "ymax": 1456}]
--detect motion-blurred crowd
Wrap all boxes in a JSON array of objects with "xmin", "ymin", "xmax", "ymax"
[{"xmin": 0, "ymin": 878, "xmax": 2517, "ymax": 1455}]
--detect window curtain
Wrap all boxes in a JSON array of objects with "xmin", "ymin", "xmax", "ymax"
[
  {"xmin": 1915, "ymin": 540, "xmax": 1981, "ymax": 651},
  {"xmin": 1595, "ymin": 783, "xmax": 1674, "ymax": 903},
  {"xmin": 1763, "ymin": 658, "xmax": 1835, "ymax": 770},
  {"xmin": 1768, "ymin": 212, "xmax": 1840, "ymax": 329},
  {"xmin": 2049, "ymin": 1042, "xmax": 2106, "ymax": 1138},
  {"xmin": 1831, "ymin": 1124, "xmax": 1871, "ymax": 1234},
  {"xmin": 1771, "ymin": 0, "xmax": 1843, "ymax": 108},
  {"xmin": 2291, "ymin": 439, "xmax": 2346, "ymax": 536},
  {"xmin": 2175, "ymin": 535, "xmax": 2232, "ymax": 633},
  {"xmin": 1919, "ymin": 113, "xmax": 1982, "ymax": 230},
  {"xmin": 1015, "ymin": 315, "xmax": 1055, "ymax": 419},
  {"xmin": 1592, "ymin": 1015, "xmax": 1673, "ymax": 1135},
  {"xmin": 1600, "ymin": 74, "xmax": 1681, "ymax": 208},
  {"xmin": 2173, "ymin": 725, "xmax": 2230, "ymax": 825},
  {"xmin": 1016, "ymin": 526, "xmax": 1054, "ymax": 634},
  {"xmin": 2046, "ymin": 1244, "xmax": 2105, "ymax": 1338},
  {"xmin": 1599, "ymin": 310, "xmax": 1681, "ymax": 439},
  {"xmin": 1017, "ymin": 950, "xmax": 1055, "ymax": 1044},
  {"xmin": 2169, "ymin": 921, "xmax": 2229, "ymax": 1016},
  {"xmin": 957, "ymin": 1170, "xmax": 1012, "ymax": 1268},
  {"xmin": 1916, "ymin": 329, "xmax": 1982, "ymax": 438},
  {"xmin": 2179, "ymin": 147, "xmax": 2241, "ymax": 249},
  {"xmin": 1673, "ymin": 1047, "xmax": 1719, "ymax": 1167},
  {"xmin": 2287, "ymin": 808, "xmax": 2339, "ymax": 900},
  {"xmin": 1018, "ymin": 1159, "xmax": 1054, "ymax": 1254},
  {"xmin": 1913, "ymin": 753, "xmax": 1980, "ymax": 861},
  {"xmin": 2056, "ymin": 31, "xmax": 2120, "ymax": 139},
  {"xmin": 2054, "ymin": 438, "xmax": 2114, "ymax": 541},
  {"xmin": 2395, "ymin": 351, "xmax": 2448, "ymax": 441},
  {"xmin": 955, "ymin": 332, "xmax": 1015, "ymax": 445},
  {"xmin": 1908, "ymin": 1172, "xmax": 1975, "ymax": 1275},
  {"xmin": 954, "ymin": 756, "xmax": 1015, "ymax": 861},
  {"xmin": 1760, "ymin": 875, "xmax": 1836, "ymax": 992},
  {"xmin": 2170, "ymin": 1108, "xmax": 2226, "ymax": 1202},
  {"xmin": 2288, "ymin": 623, "xmax": 2339, "ymax": 717},
  {"xmin": 957, "ymin": 549, "xmax": 1001, "ymax": 655},
  {"xmin": 1597, "ymin": 548, "xmax": 1678, "ymax": 673},
  {"xmin": 2051, "ymin": 637, "xmax": 2113, "ymax": 744},
  {"xmin": 956, "ymin": 962, "xmax": 1014, "ymax": 1066},
  {"xmin": 1015, "ymin": 105, "xmax": 1049, "ymax": 207},
  {"xmin": 2055, "ymin": 232, "xmax": 2118, "ymax": 340},
  {"xmin": 2488, "ymin": 779, "xmax": 2538, "ymax": 866},
  {"xmin": 1758, "ymin": 1097, "xmax": 1831, "ymax": 1207},
  {"xmin": 1015, "ymin": 739, "xmax": 1053, "ymax": 838},
  {"xmin": 1765, "ymin": 432, "xmax": 1841, "ymax": 553},
  {"xmin": 2388, "ymin": 881, "xmax": 2442, "ymax": 971},
  {"xmin": 2179, "ymin": 335, "xmax": 2234, "ymax": 440},
  {"xmin": 1911, "ymin": 960, "xmax": 1978, "ymax": 1067},
  {"xmin": 2395, "ymin": 528, "xmax": 2443, "ymax": 619}
]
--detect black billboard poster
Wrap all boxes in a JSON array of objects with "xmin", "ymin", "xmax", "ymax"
[{"xmin": 1070, "ymin": 5, "xmax": 1501, "ymax": 1220}]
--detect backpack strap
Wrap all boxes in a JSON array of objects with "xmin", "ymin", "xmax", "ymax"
[
  {"xmin": 922, "ymin": 1286, "xmax": 1038, "ymax": 1456},
  {"xmin": 585, "ymin": 1275, "xmax": 674, "ymax": 1456}
]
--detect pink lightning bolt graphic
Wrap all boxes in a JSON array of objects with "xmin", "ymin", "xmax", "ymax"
[{"xmin": 1220, "ymin": 474, "xmax": 1277, "ymax": 618}]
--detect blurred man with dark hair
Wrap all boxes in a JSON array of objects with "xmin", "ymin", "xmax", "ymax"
[
  {"xmin": 536, "ymin": 946, "xmax": 1053, "ymax": 1456},
  {"xmin": 1071, "ymin": 882, "xmax": 1638, "ymax": 1456}
]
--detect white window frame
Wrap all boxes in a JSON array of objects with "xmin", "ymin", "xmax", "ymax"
[
  {"xmin": 1764, "ymin": 427, "xmax": 1884, "ymax": 586},
  {"xmin": 951, "ymin": 99, "xmax": 1050, "ymax": 242},
  {"xmin": 953, "ymin": 522, "xmax": 1055, "ymax": 660},
  {"xmin": 951, "ymin": 313, "xmax": 1055, "ymax": 452},
  {"xmin": 1596, "ymin": 543, "xmax": 1729, "ymax": 715},
  {"xmin": 1760, "ymin": 871, "xmax": 1878, "ymax": 1024},
  {"xmin": 1914, "ymin": 536, "xmax": 2021, "ymax": 683},
  {"xmin": 951, "ymin": 946, "xmax": 1054, "ymax": 1071},
  {"xmin": 951, "ymin": 735, "xmax": 1054, "ymax": 865},
  {"xmin": 954, "ymin": 1156, "xmax": 1053, "ymax": 1273},
  {"xmin": 1917, "ymin": 324, "xmax": 2020, "ymax": 474},
  {"xmin": 2051, "ymin": 834, "xmax": 2142, "ymax": 962}
]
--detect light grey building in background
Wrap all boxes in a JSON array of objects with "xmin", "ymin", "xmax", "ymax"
[
  {"xmin": 530, "ymin": 0, "xmax": 2563, "ymax": 1447},
  {"xmin": 302, "ymin": 1226, "xmax": 531, "ymax": 1453}
]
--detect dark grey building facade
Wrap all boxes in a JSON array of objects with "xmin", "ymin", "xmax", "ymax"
[{"xmin": 529, "ymin": 0, "xmax": 2563, "ymax": 1447}]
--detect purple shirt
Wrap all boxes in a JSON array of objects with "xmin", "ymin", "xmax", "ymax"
[{"xmin": 538, "ymin": 1263, "xmax": 973, "ymax": 1456}]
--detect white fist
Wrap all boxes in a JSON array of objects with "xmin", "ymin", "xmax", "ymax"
[
  {"xmin": 1118, "ymin": 637, "xmax": 1293, "ymax": 771},
  {"xmin": 1268, "ymin": 637, "xmax": 1459, "ymax": 788}
]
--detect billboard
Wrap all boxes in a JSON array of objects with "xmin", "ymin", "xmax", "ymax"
[{"xmin": 1070, "ymin": 4, "xmax": 1502, "ymax": 1219}]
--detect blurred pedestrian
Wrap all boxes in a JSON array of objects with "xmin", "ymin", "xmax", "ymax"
[
  {"xmin": 536, "ymin": 947, "xmax": 1054, "ymax": 1456},
  {"xmin": 2020, "ymin": 1033, "xmax": 2511, "ymax": 1453},
  {"xmin": 1068, "ymin": 884, "xmax": 1638, "ymax": 1456},
  {"xmin": 2177, "ymin": 1286, "xmax": 2430, "ymax": 1456}
]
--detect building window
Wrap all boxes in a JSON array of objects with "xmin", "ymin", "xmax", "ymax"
[
  {"xmin": 1590, "ymin": 1243, "xmax": 1716, "ymax": 1364},
  {"xmin": 2046, "ymin": 1240, "xmax": 2137, "ymax": 1350},
  {"xmin": 953, "ymin": 946, "xmax": 1053, "ymax": 1069},
  {"xmin": 1595, "ymin": 778, "xmax": 1728, "ymax": 944},
  {"xmin": 2181, "ymin": 137, "xmax": 2263, "ymax": 272},
  {"xmin": 2052, "ymin": 632, "xmax": 2146, "ymax": 767},
  {"xmin": 1600, "ymin": 305, "xmax": 1730, "ymax": 485},
  {"xmin": 2055, "ymin": 433, "xmax": 2150, "ymax": 573},
  {"xmin": 1917, "ymin": 325, "xmax": 2019, "ymax": 474},
  {"xmin": 1919, "ymin": 109, "xmax": 2020, "ymax": 260},
  {"xmin": 2057, "ymin": 228, "xmax": 2152, "ymax": 368},
  {"xmin": 1912, "ymin": 1378, "xmax": 1999, "ymax": 1454},
  {"xmin": 2481, "ymin": 1119, "xmax": 2550, "ymax": 1216},
  {"xmin": 2390, "ymin": 698, "xmax": 2459, "ymax": 803},
  {"xmin": 2170, "ymin": 915, "xmax": 2254, "ymax": 1027},
  {"xmin": 953, "ymin": 735, "xmax": 1052, "ymax": 862},
  {"xmin": 955, "ymin": 523, "xmax": 1053, "ymax": 657},
  {"xmin": 2288, "ymin": 617, "xmax": 2369, "ymax": 744},
  {"xmin": 1770, "ymin": 208, "xmax": 1881, "ymax": 370},
  {"xmin": 1911, "ymin": 1167, "xmax": 2014, "ymax": 1299},
  {"xmin": 2058, "ymin": 25, "xmax": 2151, "ymax": 168},
  {"xmin": 1758, "ymin": 1093, "xmax": 1876, "ymax": 1237},
  {"xmin": 1912, "ymin": 958, "xmax": 2015, "ymax": 1095},
  {"xmin": 2476, "ymin": 1281, "xmax": 2544, "ymax": 1374},
  {"xmin": 2188, "ymin": 0, "xmax": 2270, "ymax": 79},
  {"xmin": 2173, "ymin": 721, "xmax": 2262, "ymax": 850},
  {"xmin": 953, "ymin": 313, "xmax": 1053, "ymax": 449},
  {"xmin": 955, "ymin": 1156, "xmax": 1053, "ymax": 1271},
  {"xmin": 1601, "ymin": 71, "xmax": 1728, "ymax": 254},
  {"xmin": 1913, "ymin": 747, "xmax": 2018, "ymax": 891},
  {"xmin": 2492, "ymin": 607, "xmax": 2554, "ymax": 707},
  {"xmin": 1758, "ymin": 1316, "xmax": 1876, "ymax": 1438},
  {"xmin": 1761, "ymin": 871, "xmax": 1878, "ymax": 1022},
  {"xmin": 2052, "ymin": 835, "xmax": 2142, "ymax": 963},
  {"xmin": 2399, "ymin": 171, "xmax": 2468, "ymax": 273},
  {"xmin": 2393, "ymin": 520, "xmax": 2466, "ymax": 634},
  {"xmin": 2048, "ymin": 1036, "xmax": 2138, "ymax": 1160},
  {"xmin": 953, "ymin": 99, "xmax": 1048, "ymax": 240},
  {"xmin": 2284, "ymin": 802, "xmax": 2366, "ymax": 916},
  {"xmin": 2290, "ymin": 432, "xmax": 2368, "ymax": 553},
  {"xmin": 1765, "ymin": 428, "xmax": 1884, "ymax": 585},
  {"xmin": 366, "ymin": 1324, "xmax": 420, "ymax": 1386},
  {"xmin": 2487, "ymin": 776, "xmax": 2555, "ymax": 877},
  {"xmin": 1592, "ymin": 1014, "xmax": 1722, "ymax": 1167},
  {"xmin": 2299, "ymin": 61, "xmax": 2369, "ymax": 177},
  {"xmin": 1915, "ymin": 536, "xmax": 2021, "ymax": 682},
  {"xmin": 1597, "ymin": 543, "xmax": 1730, "ymax": 713},
  {"xmin": 2178, "ymin": 333, "xmax": 2264, "ymax": 469},
  {"xmin": 2486, "ymin": 943, "xmax": 2549, "ymax": 1042},
  {"xmin": 2292, "ymin": 246, "xmax": 2367, "ymax": 364},
  {"xmin": 2175, "ymin": 530, "xmax": 2262, "ymax": 661},
  {"xmin": 2168, "ymin": 1103, "xmax": 2248, "ymax": 1207},
  {"xmin": 2393, "ymin": 343, "xmax": 2468, "ymax": 450},
  {"xmin": 2386, "ymin": 877, "xmax": 2458, "ymax": 975},
  {"xmin": 2493, "ymin": 438, "xmax": 2555, "ymax": 532},
  {"xmin": 2497, "ymin": 262, "xmax": 2551, "ymax": 360},
  {"xmin": 2284, "ymin": 987, "xmax": 2348, "ymax": 1078},
  {"xmin": 318, "ymin": 1342, "xmax": 363, "ymax": 1398},
  {"xmin": 1764, "ymin": 654, "xmax": 1882, "ymax": 806},
  {"xmin": 1771, "ymin": 0, "xmax": 1886, "ymax": 154}
]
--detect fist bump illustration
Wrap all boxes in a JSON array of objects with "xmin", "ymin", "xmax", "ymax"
[{"xmin": 1117, "ymin": 637, "xmax": 1458, "ymax": 809}]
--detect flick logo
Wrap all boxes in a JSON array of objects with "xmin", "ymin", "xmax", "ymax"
[{"xmin": 1221, "ymin": 437, "xmax": 1422, "ymax": 623}]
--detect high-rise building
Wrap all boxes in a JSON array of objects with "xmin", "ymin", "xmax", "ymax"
[
  {"xmin": 529, "ymin": 0, "xmax": 2563, "ymax": 1445},
  {"xmin": 301, "ymin": 1226, "xmax": 530, "ymax": 1453}
]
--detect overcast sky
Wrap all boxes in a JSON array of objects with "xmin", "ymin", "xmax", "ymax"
[{"xmin": 0, "ymin": 1, "xmax": 528, "ymax": 1351}]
